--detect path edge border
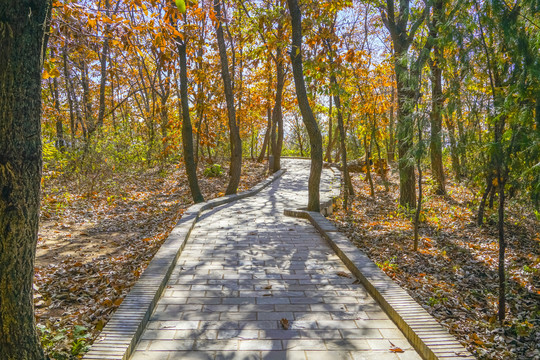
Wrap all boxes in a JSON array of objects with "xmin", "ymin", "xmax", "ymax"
[
  {"xmin": 83, "ymin": 169, "xmax": 286, "ymax": 360},
  {"xmin": 283, "ymin": 208, "xmax": 475, "ymax": 360}
]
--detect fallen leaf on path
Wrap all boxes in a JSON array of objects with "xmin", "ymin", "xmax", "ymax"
[{"xmin": 337, "ymin": 271, "xmax": 352, "ymax": 278}]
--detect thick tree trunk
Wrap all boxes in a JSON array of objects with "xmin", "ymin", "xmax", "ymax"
[
  {"xmin": 0, "ymin": 1, "xmax": 51, "ymax": 359},
  {"xmin": 395, "ymin": 68, "xmax": 417, "ymax": 208},
  {"xmin": 214, "ymin": 0, "xmax": 242, "ymax": 195},
  {"xmin": 287, "ymin": 0, "xmax": 323, "ymax": 212},
  {"xmin": 381, "ymin": 1, "xmax": 431, "ymax": 209},
  {"xmin": 178, "ymin": 41, "xmax": 204, "ymax": 203}
]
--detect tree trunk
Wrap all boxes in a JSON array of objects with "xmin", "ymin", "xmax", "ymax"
[
  {"xmin": 331, "ymin": 74, "xmax": 354, "ymax": 200},
  {"xmin": 214, "ymin": 0, "xmax": 242, "ymax": 195},
  {"xmin": 324, "ymin": 96, "xmax": 333, "ymax": 162},
  {"xmin": 395, "ymin": 69, "xmax": 417, "ymax": 208},
  {"xmin": 80, "ymin": 60, "xmax": 94, "ymax": 140},
  {"xmin": 429, "ymin": 0, "xmax": 446, "ymax": 195},
  {"xmin": 364, "ymin": 135, "xmax": 375, "ymax": 198},
  {"xmin": 178, "ymin": 41, "xmax": 204, "ymax": 203},
  {"xmin": 0, "ymin": 1, "xmax": 51, "ymax": 359},
  {"xmin": 94, "ymin": 0, "xmax": 111, "ymax": 134},
  {"xmin": 456, "ymin": 96, "xmax": 467, "ymax": 176},
  {"xmin": 381, "ymin": 1, "xmax": 431, "ymax": 209},
  {"xmin": 287, "ymin": 0, "xmax": 323, "ymax": 212},
  {"xmin": 49, "ymin": 75, "xmax": 65, "ymax": 151},
  {"xmin": 414, "ymin": 119, "xmax": 424, "ymax": 251},
  {"xmin": 430, "ymin": 57, "xmax": 446, "ymax": 194},
  {"xmin": 329, "ymin": 126, "xmax": 339, "ymax": 163},
  {"xmin": 258, "ymin": 106, "xmax": 272, "ymax": 162},
  {"xmin": 444, "ymin": 114, "xmax": 461, "ymax": 181},
  {"xmin": 271, "ymin": 44, "xmax": 285, "ymax": 173},
  {"xmin": 387, "ymin": 85, "xmax": 396, "ymax": 163},
  {"xmin": 497, "ymin": 175, "xmax": 506, "ymax": 322}
]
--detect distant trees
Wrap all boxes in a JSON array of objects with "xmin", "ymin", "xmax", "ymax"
[{"xmin": 34, "ymin": 0, "xmax": 538, "ymax": 219}]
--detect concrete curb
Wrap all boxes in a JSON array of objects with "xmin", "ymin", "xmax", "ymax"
[
  {"xmin": 321, "ymin": 163, "xmax": 341, "ymax": 216},
  {"xmin": 283, "ymin": 208, "xmax": 475, "ymax": 360},
  {"xmin": 84, "ymin": 169, "xmax": 286, "ymax": 360}
]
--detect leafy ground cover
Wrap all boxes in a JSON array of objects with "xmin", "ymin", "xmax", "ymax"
[
  {"xmin": 329, "ymin": 167, "xmax": 540, "ymax": 360},
  {"xmin": 35, "ymin": 160, "xmax": 268, "ymax": 359}
]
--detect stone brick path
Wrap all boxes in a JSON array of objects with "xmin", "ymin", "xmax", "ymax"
[{"xmin": 130, "ymin": 159, "xmax": 421, "ymax": 360}]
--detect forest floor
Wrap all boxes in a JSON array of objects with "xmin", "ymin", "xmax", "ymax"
[
  {"xmin": 329, "ymin": 165, "xmax": 540, "ymax": 360},
  {"xmin": 35, "ymin": 159, "xmax": 268, "ymax": 359}
]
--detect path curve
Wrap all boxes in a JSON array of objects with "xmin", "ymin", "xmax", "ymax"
[{"xmin": 130, "ymin": 159, "xmax": 421, "ymax": 360}]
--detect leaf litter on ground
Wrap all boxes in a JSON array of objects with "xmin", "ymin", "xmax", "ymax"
[
  {"xmin": 329, "ymin": 165, "xmax": 540, "ymax": 360},
  {"xmin": 35, "ymin": 160, "xmax": 268, "ymax": 358}
]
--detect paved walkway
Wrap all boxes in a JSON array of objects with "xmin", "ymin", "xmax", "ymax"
[{"xmin": 130, "ymin": 159, "xmax": 421, "ymax": 360}]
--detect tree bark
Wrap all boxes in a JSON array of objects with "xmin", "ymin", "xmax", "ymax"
[
  {"xmin": 258, "ymin": 107, "xmax": 272, "ymax": 162},
  {"xmin": 271, "ymin": 44, "xmax": 285, "ymax": 173},
  {"xmin": 324, "ymin": 96, "xmax": 333, "ymax": 162},
  {"xmin": 380, "ymin": 0, "xmax": 431, "ymax": 208},
  {"xmin": 287, "ymin": 0, "xmax": 323, "ymax": 212},
  {"xmin": 0, "ymin": 1, "xmax": 51, "ymax": 358},
  {"xmin": 387, "ymin": 84, "xmax": 396, "ymax": 163},
  {"xmin": 94, "ymin": 0, "xmax": 111, "ymax": 135},
  {"xmin": 444, "ymin": 114, "xmax": 461, "ymax": 181},
  {"xmin": 395, "ymin": 71, "xmax": 417, "ymax": 208},
  {"xmin": 80, "ymin": 60, "xmax": 94, "ymax": 140},
  {"xmin": 178, "ymin": 41, "xmax": 204, "ymax": 203},
  {"xmin": 429, "ymin": 0, "xmax": 446, "ymax": 195},
  {"xmin": 330, "ymin": 74, "xmax": 354, "ymax": 200},
  {"xmin": 497, "ymin": 173, "xmax": 506, "ymax": 322},
  {"xmin": 414, "ymin": 115, "xmax": 424, "ymax": 251},
  {"xmin": 364, "ymin": 135, "xmax": 375, "ymax": 198},
  {"xmin": 430, "ymin": 54, "xmax": 446, "ymax": 195},
  {"xmin": 258, "ymin": 63, "xmax": 273, "ymax": 163},
  {"xmin": 49, "ymin": 75, "xmax": 65, "ymax": 151},
  {"xmin": 62, "ymin": 47, "xmax": 76, "ymax": 145},
  {"xmin": 214, "ymin": 0, "xmax": 242, "ymax": 195}
]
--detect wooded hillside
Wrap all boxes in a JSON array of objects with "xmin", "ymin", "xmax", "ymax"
[{"xmin": 0, "ymin": 0, "xmax": 538, "ymax": 359}]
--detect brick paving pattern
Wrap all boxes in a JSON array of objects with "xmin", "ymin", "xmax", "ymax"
[{"xmin": 130, "ymin": 159, "xmax": 421, "ymax": 360}]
